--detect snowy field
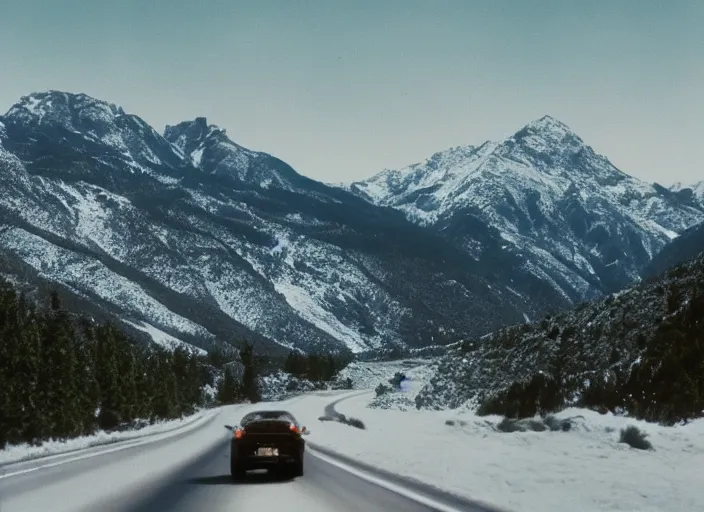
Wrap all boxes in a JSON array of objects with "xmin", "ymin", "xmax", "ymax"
[
  {"xmin": 0, "ymin": 407, "xmax": 219, "ymax": 466},
  {"xmin": 286, "ymin": 366, "xmax": 704, "ymax": 512}
]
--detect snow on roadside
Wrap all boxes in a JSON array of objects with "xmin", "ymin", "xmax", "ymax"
[
  {"xmin": 0, "ymin": 407, "xmax": 218, "ymax": 466},
  {"xmin": 293, "ymin": 392, "xmax": 704, "ymax": 512}
]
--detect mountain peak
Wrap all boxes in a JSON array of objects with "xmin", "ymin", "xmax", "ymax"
[
  {"xmin": 164, "ymin": 116, "xmax": 221, "ymax": 134},
  {"xmin": 517, "ymin": 115, "xmax": 576, "ymax": 140},
  {"xmin": 504, "ymin": 114, "xmax": 585, "ymax": 159},
  {"xmin": 164, "ymin": 117, "xmax": 223, "ymax": 144},
  {"xmin": 163, "ymin": 118, "xmax": 235, "ymax": 166},
  {"xmin": 4, "ymin": 90, "xmax": 125, "ymax": 127},
  {"xmin": 529, "ymin": 114, "xmax": 570, "ymax": 129}
]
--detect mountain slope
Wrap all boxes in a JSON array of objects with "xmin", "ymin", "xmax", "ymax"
[
  {"xmin": 347, "ymin": 116, "xmax": 704, "ymax": 305},
  {"xmin": 0, "ymin": 91, "xmax": 567, "ymax": 355},
  {"xmin": 643, "ymin": 220, "xmax": 704, "ymax": 278},
  {"xmin": 415, "ymin": 253, "xmax": 704, "ymax": 425}
]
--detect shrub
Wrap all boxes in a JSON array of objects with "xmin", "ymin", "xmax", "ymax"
[
  {"xmin": 619, "ymin": 425, "xmax": 653, "ymax": 450},
  {"xmin": 527, "ymin": 419, "xmax": 547, "ymax": 432},
  {"xmin": 477, "ymin": 373, "xmax": 563, "ymax": 418},
  {"xmin": 544, "ymin": 415, "xmax": 574, "ymax": 432},
  {"xmin": 346, "ymin": 417, "xmax": 366, "ymax": 429},
  {"xmin": 375, "ymin": 383, "xmax": 391, "ymax": 396},
  {"xmin": 496, "ymin": 417, "xmax": 518, "ymax": 432},
  {"xmin": 389, "ymin": 372, "xmax": 407, "ymax": 389},
  {"xmin": 318, "ymin": 411, "xmax": 365, "ymax": 429},
  {"xmin": 495, "ymin": 417, "xmax": 546, "ymax": 432}
]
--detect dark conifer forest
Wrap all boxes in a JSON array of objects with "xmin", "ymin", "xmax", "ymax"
[
  {"xmin": 284, "ymin": 350, "xmax": 353, "ymax": 382},
  {"xmin": 0, "ymin": 278, "xmax": 258, "ymax": 448}
]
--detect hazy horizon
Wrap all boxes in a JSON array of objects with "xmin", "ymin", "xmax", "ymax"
[{"xmin": 2, "ymin": 0, "xmax": 702, "ymax": 185}]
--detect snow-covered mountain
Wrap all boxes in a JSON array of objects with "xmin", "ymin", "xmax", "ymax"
[
  {"xmin": 670, "ymin": 180, "xmax": 704, "ymax": 208},
  {"xmin": 0, "ymin": 91, "xmax": 572, "ymax": 355},
  {"xmin": 347, "ymin": 116, "xmax": 704, "ymax": 303}
]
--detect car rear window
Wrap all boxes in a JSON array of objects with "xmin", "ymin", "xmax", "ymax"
[{"xmin": 241, "ymin": 411, "xmax": 297, "ymax": 424}]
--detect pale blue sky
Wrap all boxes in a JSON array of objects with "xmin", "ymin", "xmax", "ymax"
[{"xmin": 1, "ymin": 0, "xmax": 702, "ymax": 184}]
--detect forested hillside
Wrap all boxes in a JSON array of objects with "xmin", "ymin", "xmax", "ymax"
[
  {"xmin": 416, "ymin": 254, "xmax": 704, "ymax": 425},
  {"xmin": 0, "ymin": 278, "xmax": 243, "ymax": 448}
]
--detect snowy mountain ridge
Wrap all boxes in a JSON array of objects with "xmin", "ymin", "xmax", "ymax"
[
  {"xmin": 671, "ymin": 180, "xmax": 704, "ymax": 207},
  {"xmin": 0, "ymin": 90, "xmax": 573, "ymax": 356},
  {"xmin": 346, "ymin": 115, "xmax": 704, "ymax": 303}
]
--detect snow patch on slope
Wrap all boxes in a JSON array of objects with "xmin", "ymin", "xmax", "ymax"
[
  {"xmin": 0, "ymin": 228, "xmax": 211, "ymax": 338},
  {"xmin": 191, "ymin": 147, "xmax": 204, "ymax": 167},
  {"xmin": 274, "ymin": 282, "xmax": 368, "ymax": 353},
  {"xmin": 122, "ymin": 320, "xmax": 207, "ymax": 355}
]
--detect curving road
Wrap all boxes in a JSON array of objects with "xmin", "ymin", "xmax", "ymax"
[{"xmin": 0, "ymin": 394, "xmax": 500, "ymax": 512}]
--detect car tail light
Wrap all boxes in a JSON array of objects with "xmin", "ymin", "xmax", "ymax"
[
  {"xmin": 235, "ymin": 428, "xmax": 245, "ymax": 439},
  {"xmin": 289, "ymin": 423, "xmax": 300, "ymax": 434}
]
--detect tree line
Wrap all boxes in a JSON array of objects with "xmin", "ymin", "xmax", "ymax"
[
  {"xmin": 283, "ymin": 349, "xmax": 352, "ymax": 382},
  {"xmin": 0, "ymin": 279, "xmax": 255, "ymax": 448}
]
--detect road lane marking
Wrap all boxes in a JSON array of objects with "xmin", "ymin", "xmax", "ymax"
[
  {"xmin": 307, "ymin": 446, "xmax": 470, "ymax": 512},
  {"xmin": 0, "ymin": 440, "xmax": 148, "ymax": 479}
]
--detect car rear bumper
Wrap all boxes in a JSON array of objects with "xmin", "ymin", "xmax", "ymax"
[
  {"xmin": 232, "ymin": 439, "xmax": 304, "ymax": 469},
  {"xmin": 240, "ymin": 455, "xmax": 299, "ymax": 470}
]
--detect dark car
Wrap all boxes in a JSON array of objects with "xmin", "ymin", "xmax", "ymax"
[{"xmin": 225, "ymin": 410, "xmax": 307, "ymax": 480}]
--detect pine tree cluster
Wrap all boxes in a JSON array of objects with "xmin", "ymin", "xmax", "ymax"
[
  {"xmin": 283, "ymin": 350, "xmax": 351, "ymax": 381},
  {"xmin": 215, "ymin": 341, "xmax": 262, "ymax": 405},
  {"xmin": 0, "ymin": 281, "xmax": 215, "ymax": 448}
]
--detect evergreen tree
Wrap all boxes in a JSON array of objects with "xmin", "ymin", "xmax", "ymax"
[
  {"xmin": 239, "ymin": 341, "xmax": 261, "ymax": 403},
  {"xmin": 216, "ymin": 365, "xmax": 239, "ymax": 405},
  {"xmin": 40, "ymin": 304, "xmax": 81, "ymax": 438},
  {"xmin": 74, "ymin": 334, "xmax": 99, "ymax": 435},
  {"xmin": 94, "ymin": 324, "xmax": 123, "ymax": 429},
  {"xmin": 0, "ymin": 286, "xmax": 42, "ymax": 445},
  {"xmin": 151, "ymin": 350, "xmax": 177, "ymax": 420}
]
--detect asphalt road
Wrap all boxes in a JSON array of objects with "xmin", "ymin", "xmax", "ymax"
[
  {"xmin": 0, "ymin": 394, "xmax": 501, "ymax": 512},
  {"xmin": 124, "ymin": 440, "xmax": 453, "ymax": 512}
]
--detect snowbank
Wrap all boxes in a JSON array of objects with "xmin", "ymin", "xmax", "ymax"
[
  {"xmin": 0, "ymin": 407, "xmax": 219, "ymax": 466},
  {"xmin": 292, "ymin": 392, "xmax": 704, "ymax": 512}
]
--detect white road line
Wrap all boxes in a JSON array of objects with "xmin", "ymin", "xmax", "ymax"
[
  {"xmin": 0, "ymin": 410, "xmax": 221, "ymax": 480},
  {"xmin": 307, "ymin": 447, "xmax": 466, "ymax": 512},
  {"xmin": 0, "ymin": 441, "xmax": 150, "ymax": 480}
]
